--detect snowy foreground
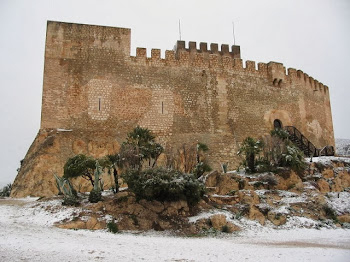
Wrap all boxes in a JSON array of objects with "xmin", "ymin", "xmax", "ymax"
[{"xmin": 1, "ymin": 198, "xmax": 350, "ymax": 262}]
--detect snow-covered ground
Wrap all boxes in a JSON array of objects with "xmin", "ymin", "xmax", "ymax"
[
  {"xmin": 1, "ymin": 198, "xmax": 350, "ymax": 262},
  {"xmin": 336, "ymin": 138, "xmax": 350, "ymax": 156}
]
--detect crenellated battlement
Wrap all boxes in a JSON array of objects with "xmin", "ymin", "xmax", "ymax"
[
  {"xmin": 131, "ymin": 42, "xmax": 328, "ymax": 94},
  {"xmin": 174, "ymin": 40, "xmax": 241, "ymax": 59}
]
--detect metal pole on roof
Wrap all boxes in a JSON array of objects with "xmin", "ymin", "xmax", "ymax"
[
  {"xmin": 179, "ymin": 19, "xmax": 182, "ymax": 40},
  {"xmin": 232, "ymin": 21, "xmax": 236, "ymax": 45}
]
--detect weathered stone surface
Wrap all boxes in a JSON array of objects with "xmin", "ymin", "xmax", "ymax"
[
  {"xmin": 238, "ymin": 190, "xmax": 260, "ymax": 205},
  {"xmin": 267, "ymin": 211, "xmax": 287, "ymax": 226},
  {"xmin": 210, "ymin": 214, "xmax": 227, "ymax": 230},
  {"xmin": 226, "ymin": 222, "xmax": 241, "ymax": 233},
  {"xmin": 322, "ymin": 169, "xmax": 334, "ymax": 179},
  {"xmin": 317, "ymin": 179, "xmax": 330, "ymax": 193},
  {"xmin": 139, "ymin": 199, "xmax": 165, "ymax": 214},
  {"xmin": 276, "ymin": 171, "xmax": 303, "ymax": 191},
  {"xmin": 249, "ymin": 206, "xmax": 265, "ymax": 225},
  {"xmin": 338, "ymin": 215, "xmax": 350, "ymax": 223},
  {"xmin": 206, "ymin": 172, "xmax": 240, "ymax": 195},
  {"xmin": 332, "ymin": 171, "xmax": 350, "ymax": 192}
]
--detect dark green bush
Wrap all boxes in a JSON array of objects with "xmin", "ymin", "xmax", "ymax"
[
  {"xmin": 122, "ymin": 168, "xmax": 205, "ymax": 206},
  {"xmin": 62, "ymin": 196, "xmax": 80, "ymax": 206},
  {"xmin": 221, "ymin": 224, "xmax": 229, "ymax": 233},
  {"xmin": 107, "ymin": 221, "xmax": 119, "ymax": 233},
  {"xmin": 89, "ymin": 189, "xmax": 102, "ymax": 203},
  {"xmin": 323, "ymin": 205, "xmax": 337, "ymax": 221},
  {"xmin": 0, "ymin": 183, "xmax": 12, "ymax": 197}
]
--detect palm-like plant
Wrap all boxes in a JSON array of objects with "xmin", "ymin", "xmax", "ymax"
[{"xmin": 238, "ymin": 137, "xmax": 264, "ymax": 173}]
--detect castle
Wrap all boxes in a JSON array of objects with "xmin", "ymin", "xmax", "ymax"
[{"xmin": 11, "ymin": 21, "xmax": 335, "ymax": 197}]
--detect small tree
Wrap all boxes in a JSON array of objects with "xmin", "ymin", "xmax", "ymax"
[
  {"xmin": 89, "ymin": 161, "xmax": 103, "ymax": 203},
  {"xmin": 120, "ymin": 126, "xmax": 164, "ymax": 170},
  {"xmin": 63, "ymin": 154, "xmax": 96, "ymax": 187},
  {"xmin": 238, "ymin": 137, "xmax": 264, "ymax": 173},
  {"xmin": 100, "ymin": 154, "xmax": 123, "ymax": 194},
  {"xmin": 0, "ymin": 183, "xmax": 12, "ymax": 197}
]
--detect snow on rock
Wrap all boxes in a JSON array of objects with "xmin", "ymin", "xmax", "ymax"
[
  {"xmin": 306, "ymin": 156, "xmax": 350, "ymax": 165},
  {"xmin": 326, "ymin": 192, "xmax": 350, "ymax": 215}
]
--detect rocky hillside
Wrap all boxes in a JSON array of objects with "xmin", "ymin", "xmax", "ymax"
[
  {"xmin": 26, "ymin": 156, "xmax": 350, "ymax": 235},
  {"xmin": 336, "ymin": 138, "xmax": 350, "ymax": 156}
]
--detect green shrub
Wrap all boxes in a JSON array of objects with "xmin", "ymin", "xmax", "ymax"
[
  {"xmin": 122, "ymin": 168, "xmax": 205, "ymax": 206},
  {"xmin": 237, "ymin": 137, "xmax": 264, "ymax": 173},
  {"xmin": 221, "ymin": 224, "xmax": 230, "ymax": 233},
  {"xmin": 89, "ymin": 189, "xmax": 102, "ymax": 203},
  {"xmin": 0, "ymin": 183, "xmax": 12, "ymax": 197},
  {"xmin": 193, "ymin": 161, "xmax": 212, "ymax": 178},
  {"xmin": 107, "ymin": 221, "xmax": 119, "ymax": 233},
  {"xmin": 323, "ymin": 205, "xmax": 337, "ymax": 221}
]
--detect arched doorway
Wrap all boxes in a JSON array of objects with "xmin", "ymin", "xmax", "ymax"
[{"xmin": 273, "ymin": 119, "xmax": 283, "ymax": 129}]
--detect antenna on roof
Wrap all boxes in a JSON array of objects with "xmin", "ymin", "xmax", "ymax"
[
  {"xmin": 232, "ymin": 21, "xmax": 236, "ymax": 45},
  {"xmin": 179, "ymin": 19, "xmax": 182, "ymax": 40}
]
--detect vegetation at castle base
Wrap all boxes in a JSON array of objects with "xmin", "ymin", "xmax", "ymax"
[
  {"xmin": 238, "ymin": 129, "xmax": 307, "ymax": 174},
  {"xmin": 237, "ymin": 137, "xmax": 264, "ymax": 173},
  {"xmin": 88, "ymin": 161, "xmax": 104, "ymax": 203},
  {"xmin": 119, "ymin": 126, "xmax": 164, "ymax": 170},
  {"xmin": 59, "ymin": 126, "xmax": 209, "ymax": 206},
  {"xmin": 165, "ymin": 142, "xmax": 211, "ymax": 178},
  {"xmin": 63, "ymin": 154, "xmax": 96, "ymax": 187},
  {"xmin": 122, "ymin": 168, "xmax": 205, "ymax": 206},
  {"xmin": 54, "ymin": 174, "xmax": 79, "ymax": 206},
  {"xmin": 0, "ymin": 183, "xmax": 12, "ymax": 197}
]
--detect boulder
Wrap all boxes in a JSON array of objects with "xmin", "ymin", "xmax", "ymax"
[
  {"xmin": 267, "ymin": 211, "xmax": 287, "ymax": 226},
  {"xmin": 139, "ymin": 199, "xmax": 165, "ymax": 214},
  {"xmin": 332, "ymin": 171, "xmax": 350, "ymax": 192},
  {"xmin": 276, "ymin": 170, "xmax": 303, "ymax": 191},
  {"xmin": 238, "ymin": 190, "xmax": 260, "ymax": 205},
  {"xmin": 225, "ymin": 222, "xmax": 240, "ymax": 233},
  {"xmin": 337, "ymin": 215, "xmax": 350, "ymax": 223},
  {"xmin": 204, "ymin": 171, "xmax": 239, "ymax": 195},
  {"xmin": 317, "ymin": 179, "xmax": 330, "ymax": 193},
  {"xmin": 86, "ymin": 216, "xmax": 105, "ymax": 230},
  {"xmin": 322, "ymin": 169, "xmax": 334, "ymax": 179},
  {"xmin": 210, "ymin": 214, "xmax": 227, "ymax": 230},
  {"xmin": 248, "ymin": 206, "xmax": 265, "ymax": 225}
]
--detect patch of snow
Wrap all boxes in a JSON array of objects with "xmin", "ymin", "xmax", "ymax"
[
  {"xmin": 306, "ymin": 156, "xmax": 350, "ymax": 165},
  {"xmin": 188, "ymin": 209, "xmax": 232, "ymax": 223},
  {"xmin": 272, "ymin": 205, "xmax": 290, "ymax": 215},
  {"xmin": 1, "ymin": 199, "xmax": 350, "ymax": 261},
  {"xmin": 57, "ymin": 128, "xmax": 73, "ymax": 132},
  {"xmin": 281, "ymin": 194, "xmax": 307, "ymax": 204},
  {"xmin": 211, "ymin": 194, "xmax": 235, "ymax": 198},
  {"xmin": 326, "ymin": 192, "xmax": 350, "ymax": 215},
  {"xmin": 277, "ymin": 190, "xmax": 298, "ymax": 198},
  {"xmin": 255, "ymin": 189, "xmax": 269, "ymax": 196}
]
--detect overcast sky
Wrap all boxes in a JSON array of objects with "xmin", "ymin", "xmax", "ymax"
[{"xmin": 0, "ymin": 0, "xmax": 349, "ymax": 186}]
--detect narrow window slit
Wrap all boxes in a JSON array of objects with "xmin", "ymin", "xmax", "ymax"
[
  {"xmin": 98, "ymin": 98, "xmax": 101, "ymax": 111},
  {"xmin": 162, "ymin": 102, "xmax": 164, "ymax": 114}
]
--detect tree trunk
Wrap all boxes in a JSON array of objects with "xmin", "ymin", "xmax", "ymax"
[
  {"xmin": 247, "ymin": 153, "xmax": 256, "ymax": 173},
  {"xmin": 113, "ymin": 168, "xmax": 119, "ymax": 194}
]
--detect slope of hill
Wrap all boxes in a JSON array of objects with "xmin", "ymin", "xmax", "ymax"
[{"xmin": 336, "ymin": 138, "xmax": 350, "ymax": 156}]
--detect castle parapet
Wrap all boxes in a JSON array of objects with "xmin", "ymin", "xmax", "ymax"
[
  {"xmin": 175, "ymin": 40, "xmax": 241, "ymax": 59},
  {"xmin": 130, "ymin": 42, "xmax": 328, "ymax": 96}
]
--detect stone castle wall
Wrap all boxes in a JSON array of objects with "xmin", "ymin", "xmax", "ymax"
[{"xmin": 11, "ymin": 21, "xmax": 335, "ymax": 197}]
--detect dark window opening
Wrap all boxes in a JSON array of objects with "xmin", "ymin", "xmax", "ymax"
[
  {"xmin": 98, "ymin": 98, "xmax": 101, "ymax": 111},
  {"xmin": 274, "ymin": 119, "xmax": 282, "ymax": 129},
  {"xmin": 161, "ymin": 102, "xmax": 164, "ymax": 114}
]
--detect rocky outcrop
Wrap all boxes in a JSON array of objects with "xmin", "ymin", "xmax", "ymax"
[{"xmin": 11, "ymin": 129, "xmax": 121, "ymax": 197}]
